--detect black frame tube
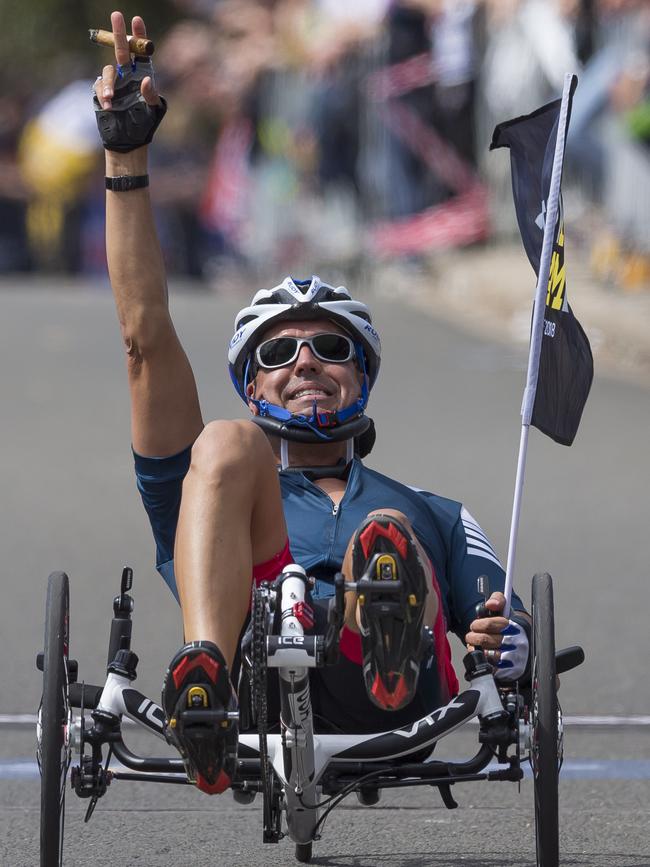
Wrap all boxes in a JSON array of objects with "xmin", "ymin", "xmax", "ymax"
[
  {"xmin": 111, "ymin": 739, "xmax": 185, "ymax": 773},
  {"xmin": 109, "ymin": 771, "xmax": 190, "ymax": 785},
  {"xmin": 105, "ymin": 740, "xmax": 508, "ymax": 787}
]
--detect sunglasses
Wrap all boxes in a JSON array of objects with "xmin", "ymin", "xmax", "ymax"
[{"xmin": 255, "ymin": 333, "xmax": 356, "ymax": 370}]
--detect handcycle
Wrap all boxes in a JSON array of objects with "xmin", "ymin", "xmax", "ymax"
[{"xmin": 36, "ymin": 558, "xmax": 584, "ymax": 866}]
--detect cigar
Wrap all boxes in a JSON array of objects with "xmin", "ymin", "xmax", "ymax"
[{"xmin": 89, "ymin": 29, "xmax": 155, "ymax": 57}]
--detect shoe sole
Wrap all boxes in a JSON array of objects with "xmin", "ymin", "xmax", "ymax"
[
  {"xmin": 162, "ymin": 642, "xmax": 237, "ymax": 794},
  {"xmin": 351, "ymin": 515, "xmax": 427, "ymax": 711}
]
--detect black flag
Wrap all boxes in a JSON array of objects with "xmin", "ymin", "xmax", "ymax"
[{"xmin": 490, "ymin": 76, "xmax": 593, "ymax": 446}]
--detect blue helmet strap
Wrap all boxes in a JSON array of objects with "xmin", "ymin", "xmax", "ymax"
[
  {"xmin": 245, "ymin": 342, "xmax": 369, "ymax": 441},
  {"xmin": 241, "ymin": 356, "xmax": 254, "ymax": 401}
]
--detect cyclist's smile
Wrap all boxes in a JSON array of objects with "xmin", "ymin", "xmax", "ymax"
[
  {"xmin": 285, "ymin": 383, "xmax": 335, "ymax": 411},
  {"xmin": 247, "ymin": 320, "xmax": 364, "ymax": 416}
]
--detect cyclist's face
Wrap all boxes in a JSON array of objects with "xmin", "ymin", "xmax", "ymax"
[{"xmin": 246, "ymin": 320, "xmax": 364, "ymax": 416}]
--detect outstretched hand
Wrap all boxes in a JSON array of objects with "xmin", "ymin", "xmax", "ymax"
[{"xmin": 95, "ymin": 11, "xmax": 160, "ymax": 110}]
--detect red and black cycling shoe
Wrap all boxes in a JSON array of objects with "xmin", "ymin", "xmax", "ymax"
[
  {"xmin": 162, "ymin": 640, "xmax": 238, "ymax": 795},
  {"xmin": 351, "ymin": 514, "xmax": 428, "ymax": 712}
]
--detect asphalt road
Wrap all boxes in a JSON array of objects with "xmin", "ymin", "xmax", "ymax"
[{"xmin": 1, "ymin": 277, "xmax": 648, "ymax": 865}]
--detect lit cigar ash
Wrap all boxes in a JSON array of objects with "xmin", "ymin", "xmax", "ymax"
[{"xmin": 89, "ymin": 29, "xmax": 155, "ymax": 57}]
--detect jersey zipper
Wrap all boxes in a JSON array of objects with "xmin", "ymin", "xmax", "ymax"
[{"xmin": 300, "ymin": 460, "xmax": 356, "ymax": 567}]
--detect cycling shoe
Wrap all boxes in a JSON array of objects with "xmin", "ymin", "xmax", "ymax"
[
  {"xmin": 162, "ymin": 640, "xmax": 238, "ymax": 794},
  {"xmin": 351, "ymin": 514, "xmax": 428, "ymax": 711}
]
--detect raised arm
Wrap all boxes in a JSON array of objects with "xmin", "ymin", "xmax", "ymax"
[{"xmin": 97, "ymin": 11, "xmax": 203, "ymax": 457}]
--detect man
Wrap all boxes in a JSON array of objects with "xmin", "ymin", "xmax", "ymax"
[{"xmin": 95, "ymin": 11, "xmax": 531, "ymax": 795}]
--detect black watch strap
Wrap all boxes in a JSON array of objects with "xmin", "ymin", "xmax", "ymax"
[{"xmin": 105, "ymin": 174, "xmax": 149, "ymax": 192}]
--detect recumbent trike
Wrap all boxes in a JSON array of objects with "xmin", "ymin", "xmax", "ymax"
[{"xmin": 36, "ymin": 554, "xmax": 584, "ymax": 866}]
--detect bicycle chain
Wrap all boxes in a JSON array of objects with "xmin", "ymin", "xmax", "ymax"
[
  {"xmin": 251, "ymin": 585, "xmax": 280, "ymax": 841},
  {"xmin": 251, "ymin": 586, "xmax": 267, "ymax": 728}
]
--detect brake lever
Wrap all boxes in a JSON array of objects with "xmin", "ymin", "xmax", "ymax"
[{"xmin": 475, "ymin": 575, "xmax": 493, "ymax": 619}]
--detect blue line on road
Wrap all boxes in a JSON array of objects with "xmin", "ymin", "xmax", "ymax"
[
  {"xmin": 1, "ymin": 760, "xmax": 40, "ymax": 780},
  {"xmin": 558, "ymin": 759, "xmax": 650, "ymax": 780},
  {"xmin": 3, "ymin": 758, "xmax": 650, "ymax": 781}
]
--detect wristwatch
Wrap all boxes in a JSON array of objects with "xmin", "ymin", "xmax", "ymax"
[{"xmin": 105, "ymin": 174, "xmax": 149, "ymax": 192}]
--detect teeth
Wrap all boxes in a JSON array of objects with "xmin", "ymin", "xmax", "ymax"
[{"xmin": 293, "ymin": 389, "xmax": 328, "ymax": 399}]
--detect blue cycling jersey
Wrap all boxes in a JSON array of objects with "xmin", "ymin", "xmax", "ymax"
[{"xmin": 134, "ymin": 445, "xmax": 525, "ymax": 642}]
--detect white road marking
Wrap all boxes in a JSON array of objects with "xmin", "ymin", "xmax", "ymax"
[{"xmin": 3, "ymin": 713, "xmax": 649, "ymax": 726}]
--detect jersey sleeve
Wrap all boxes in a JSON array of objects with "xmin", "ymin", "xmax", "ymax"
[
  {"xmin": 133, "ymin": 445, "xmax": 192, "ymax": 590},
  {"xmin": 448, "ymin": 506, "xmax": 526, "ymax": 640}
]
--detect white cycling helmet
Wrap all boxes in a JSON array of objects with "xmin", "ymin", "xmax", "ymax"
[{"xmin": 228, "ymin": 275, "xmax": 381, "ymax": 445}]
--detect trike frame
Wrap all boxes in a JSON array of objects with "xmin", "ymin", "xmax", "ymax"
[{"xmin": 36, "ymin": 565, "xmax": 584, "ymax": 866}]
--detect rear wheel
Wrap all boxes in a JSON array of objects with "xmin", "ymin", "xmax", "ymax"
[
  {"xmin": 38, "ymin": 572, "xmax": 71, "ymax": 867},
  {"xmin": 530, "ymin": 573, "xmax": 559, "ymax": 867}
]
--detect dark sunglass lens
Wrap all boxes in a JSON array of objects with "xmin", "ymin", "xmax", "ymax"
[
  {"xmin": 313, "ymin": 334, "xmax": 351, "ymax": 361},
  {"xmin": 258, "ymin": 337, "xmax": 298, "ymax": 367}
]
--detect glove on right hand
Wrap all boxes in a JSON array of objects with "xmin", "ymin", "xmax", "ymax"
[
  {"xmin": 494, "ymin": 618, "xmax": 530, "ymax": 682},
  {"xmin": 94, "ymin": 58, "xmax": 166, "ymax": 153}
]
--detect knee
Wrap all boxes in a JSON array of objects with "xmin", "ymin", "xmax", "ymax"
[
  {"xmin": 190, "ymin": 420, "xmax": 274, "ymax": 485},
  {"xmin": 366, "ymin": 507, "xmax": 413, "ymax": 531}
]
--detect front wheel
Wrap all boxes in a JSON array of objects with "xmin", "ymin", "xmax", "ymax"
[
  {"xmin": 530, "ymin": 573, "xmax": 559, "ymax": 867},
  {"xmin": 38, "ymin": 572, "xmax": 71, "ymax": 867},
  {"xmin": 295, "ymin": 842, "xmax": 313, "ymax": 863}
]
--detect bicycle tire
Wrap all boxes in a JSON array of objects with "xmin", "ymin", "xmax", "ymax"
[
  {"xmin": 38, "ymin": 572, "xmax": 71, "ymax": 867},
  {"xmin": 531, "ymin": 573, "xmax": 559, "ymax": 867},
  {"xmin": 295, "ymin": 842, "xmax": 312, "ymax": 863}
]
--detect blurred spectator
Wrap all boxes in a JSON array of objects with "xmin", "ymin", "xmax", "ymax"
[
  {"xmin": 0, "ymin": 94, "xmax": 31, "ymax": 272},
  {"xmin": 567, "ymin": 0, "xmax": 649, "ymax": 198},
  {"xmin": 430, "ymin": 0, "xmax": 482, "ymax": 168},
  {"xmin": 0, "ymin": 0, "xmax": 647, "ymax": 290},
  {"xmin": 18, "ymin": 80, "xmax": 101, "ymax": 272},
  {"xmin": 563, "ymin": 0, "xmax": 650, "ymax": 289},
  {"xmin": 480, "ymin": 0, "xmax": 578, "ymax": 129}
]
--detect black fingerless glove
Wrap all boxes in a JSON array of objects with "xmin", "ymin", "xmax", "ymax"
[{"xmin": 93, "ymin": 58, "xmax": 167, "ymax": 153}]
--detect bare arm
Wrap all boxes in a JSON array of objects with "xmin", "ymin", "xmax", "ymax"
[{"xmin": 101, "ymin": 11, "xmax": 203, "ymax": 457}]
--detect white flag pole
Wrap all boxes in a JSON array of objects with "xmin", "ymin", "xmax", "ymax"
[{"xmin": 502, "ymin": 73, "xmax": 575, "ymax": 618}]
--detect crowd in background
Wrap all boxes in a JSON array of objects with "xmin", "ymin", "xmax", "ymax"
[{"xmin": 0, "ymin": 0, "xmax": 649, "ymax": 290}]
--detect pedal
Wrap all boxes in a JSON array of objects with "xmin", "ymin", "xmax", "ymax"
[
  {"xmin": 375, "ymin": 554, "xmax": 397, "ymax": 580},
  {"xmin": 178, "ymin": 708, "xmax": 239, "ymax": 727},
  {"xmin": 357, "ymin": 566, "xmax": 404, "ymax": 610},
  {"xmin": 187, "ymin": 686, "xmax": 208, "ymax": 709}
]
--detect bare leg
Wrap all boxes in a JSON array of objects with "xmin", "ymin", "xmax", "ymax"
[
  {"xmin": 341, "ymin": 508, "xmax": 438, "ymax": 632},
  {"xmin": 174, "ymin": 420, "xmax": 287, "ymax": 669}
]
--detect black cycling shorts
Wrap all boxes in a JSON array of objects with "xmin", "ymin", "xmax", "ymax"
[{"xmin": 249, "ymin": 598, "xmax": 446, "ymax": 735}]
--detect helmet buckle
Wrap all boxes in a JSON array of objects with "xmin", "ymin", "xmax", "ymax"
[{"xmin": 316, "ymin": 410, "xmax": 337, "ymax": 429}]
